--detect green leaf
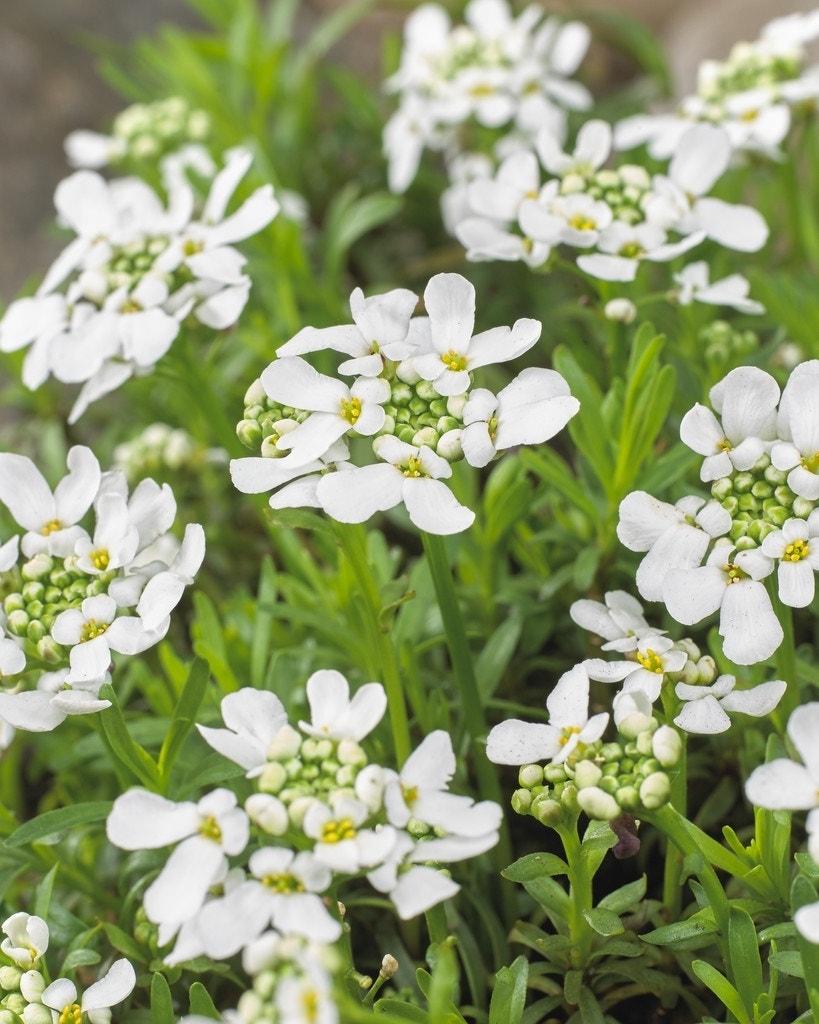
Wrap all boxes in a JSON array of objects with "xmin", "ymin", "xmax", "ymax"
[
  {"xmin": 489, "ymin": 957, "xmax": 528, "ymax": 1024},
  {"xmin": 578, "ymin": 987, "xmax": 605, "ymax": 1024},
  {"xmin": 641, "ymin": 915, "xmax": 718, "ymax": 950},
  {"xmin": 6, "ymin": 802, "xmax": 113, "ymax": 848},
  {"xmin": 691, "ymin": 960, "xmax": 748, "ymax": 1024},
  {"xmin": 564, "ymin": 969, "xmax": 583, "ymax": 1006},
  {"xmin": 157, "ymin": 657, "xmax": 211, "ymax": 785},
  {"xmin": 189, "ymin": 982, "xmax": 221, "ymax": 1019},
  {"xmin": 98, "ymin": 684, "xmax": 160, "ymax": 789},
  {"xmin": 502, "ymin": 853, "xmax": 569, "ymax": 882},
  {"xmin": 101, "ymin": 923, "xmax": 148, "ymax": 963},
  {"xmin": 61, "ymin": 948, "xmax": 101, "ymax": 972},
  {"xmin": 728, "ymin": 907, "xmax": 763, "ymax": 1015},
  {"xmin": 33, "ymin": 865, "xmax": 58, "ymax": 921},
  {"xmin": 476, "ymin": 615, "xmax": 523, "ymax": 700},
  {"xmin": 582, "ymin": 908, "xmax": 624, "ymax": 936},
  {"xmin": 598, "ymin": 874, "xmax": 647, "ymax": 914},
  {"xmin": 768, "ymin": 951, "xmax": 805, "ymax": 979},
  {"xmin": 151, "ymin": 972, "xmax": 175, "ymax": 1024},
  {"xmin": 373, "ymin": 1000, "xmax": 429, "ymax": 1021}
]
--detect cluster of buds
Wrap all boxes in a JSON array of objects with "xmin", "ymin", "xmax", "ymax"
[
  {"xmin": 710, "ymin": 453, "xmax": 809, "ymax": 550},
  {"xmin": 559, "ymin": 163, "xmax": 651, "ymax": 228},
  {"xmin": 113, "ymin": 423, "xmax": 225, "ymax": 483},
  {"xmin": 698, "ymin": 319, "xmax": 758, "ymax": 368},
  {"xmin": 511, "ymin": 719, "xmax": 681, "ymax": 824},
  {"xmin": 65, "ymin": 97, "xmax": 211, "ymax": 171},
  {"xmin": 0, "ymin": 913, "xmax": 134, "ymax": 1024}
]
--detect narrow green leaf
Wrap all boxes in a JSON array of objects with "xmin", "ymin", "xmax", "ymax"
[
  {"xmin": 101, "ymin": 922, "xmax": 148, "ymax": 963},
  {"xmin": 98, "ymin": 685, "xmax": 159, "ymax": 789},
  {"xmin": 578, "ymin": 987, "xmax": 605, "ymax": 1024},
  {"xmin": 768, "ymin": 951, "xmax": 804, "ymax": 979},
  {"xmin": 691, "ymin": 960, "xmax": 748, "ymax": 1024},
  {"xmin": 189, "ymin": 982, "xmax": 221, "ymax": 1019},
  {"xmin": 489, "ymin": 957, "xmax": 528, "ymax": 1024},
  {"xmin": 61, "ymin": 949, "xmax": 101, "ymax": 972},
  {"xmin": 502, "ymin": 852, "xmax": 569, "ymax": 882},
  {"xmin": 158, "ymin": 657, "xmax": 211, "ymax": 784},
  {"xmin": 33, "ymin": 865, "xmax": 58, "ymax": 921},
  {"xmin": 6, "ymin": 802, "xmax": 113, "ymax": 848},
  {"xmin": 640, "ymin": 915, "xmax": 718, "ymax": 949},
  {"xmin": 598, "ymin": 874, "xmax": 647, "ymax": 914},
  {"xmin": 582, "ymin": 907, "xmax": 624, "ymax": 937},
  {"xmin": 151, "ymin": 972, "xmax": 175, "ymax": 1024},
  {"xmin": 728, "ymin": 907, "xmax": 763, "ymax": 1014}
]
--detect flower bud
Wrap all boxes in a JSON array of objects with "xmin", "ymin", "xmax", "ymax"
[
  {"xmin": 573, "ymin": 760, "xmax": 602, "ymax": 789},
  {"xmin": 380, "ymin": 954, "xmax": 399, "ymax": 979},
  {"xmin": 604, "ymin": 298, "xmax": 636, "ymax": 324},
  {"xmin": 577, "ymin": 785, "xmax": 620, "ymax": 821},
  {"xmin": 793, "ymin": 497, "xmax": 814, "ymax": 519},
  {"xmin": 615, "ymin": 785, "xmax": 640, "ymax": 811},
  {"xmin": 635, "ymin": 731, "xmax": 654, "ymax": 757},
  {"xmin": 518, "ymin": 763, "xmax": 544, "ymax": 790},
  {"xmin": 532, "ymin": 793, "xmax": 564, "ymax": 826},
  {"xmin": 652, "ymin": 726, "xmax": 682, "ymax": 768},
  {"xmin": 3, "ymin": 996, "xmax": 24, "ymax": 1015},
  {"xmin": 245, "ymin": 794, "xmax": 288, "ymax": 836},
  {"xmin": 696, "ymin": 656, "xmax": 717, "ymax": 684},
  {"xmin": 287, "ymin": 795, "xmax": 316, "ymax": 829},
  {"xmin": 0, "ymin": 968, "xmax": 20, "ymax": 992},
  {"xmin": 436, "ymin": 429, "xmax": 463, "ymax": 462},
  {"xmin": 267, "ymin": 724, "xmax": 302, "ymax": 761},
  {"xmin": 21, "ymin": 555, "xmax": 53, "ymax": 582},
  {"xmin": 639, "ymin": 772, "xmax": 671, "ymax": 810},
  {"xmin": 618, "ymin": 713, "xmax": 655, "ymax": 740},
  {"xmin": 236, "ymin": 419, "xmax": 263, "ymax": 450},
  {"xmin": 5, "ymin": 612, "xmax": 28, "ymax": 637},
  {"xmin": 257, "ymin": 761, "xmax": 287, "ymax": 794},
  {"xmin": 710, "ymin": 477, "xmax": 733, "ymax": 502},
  {"xmin": 18, "ymin": 973, "xmax": 43, "ymax": 1003},
  {"xmin": 511, "ymin": 788, "xmax": 532, "ymax": 814},
  {"xmin": 22, "ymin": 1004, "xmax": 51, "ymax": 1024}
]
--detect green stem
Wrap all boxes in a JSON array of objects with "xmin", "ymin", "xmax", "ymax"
[
  {"xmin": 556, "ymin": 817, "xmax": 594, "ymax": 969},
  {"xmin": 335, "ymin": 523, "xmax": 412, "ymax": 766},
  {"xmin": 662, "ymin": 730, "xmax": 687, "ymax": 921},
  {"xmin": 420, "ymin": 531, "xmax": 514, "ymax": 909},
  {"xmin": 768, "ymin": 579, "xmax": 797, "ymax": 729}
]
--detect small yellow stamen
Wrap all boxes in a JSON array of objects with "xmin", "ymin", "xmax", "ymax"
[
  {"xmin": 80, "ymin": 619, "xmax": 108, "ymax": 642},
  {"xmin": 618, "ymin": 241, "xmax": 644, "ymax": 259},
  {"xmin": 717, "ymin": 438, "xmax": 733, "ymax": 452},
  {"xmin": 41, "ymin": 519, "xmax": 63, "ymax": 536},
  {"xmin": 559, "ymin": 725, "xmax": 581, "ymax": 747},
  {"xmin": 58, "ymin": 1004, "xmax": 82, "ymax": 1024},
  {"xmin": 302, "ymin": 989, "xmax": 320, "ymax": 1022},
  {"xmin": 90, "ymin": 549, "xmax": 110, "ymax": 571},
  {"xmin": 402, "ymin": 784, "xmax": 419, "ymax": 805},
  {"xmin": 262, "ymin": 872, "xmax": 305, "ymax": 894},
  {"xmin": 783, "ymin": 539, "xmax": 809, "ymax": 562},
  {"xmin": 340, "ymin": 396, "xmax": 362, "ymax": 425},
  {"xmin": 321, "ymin": 817, "xmax": 357, "ymax": 843},
  {"xmin": 199, "ymin": 815, "xmax": 223, "ymax": 842},
  {"xmin": 801, "ymin": 451, "xmax": 819, "ymax": 473},
  {"xmin": 724, "ymin": 562, "xmax": 746, "ymax": 584},
  {"xmin": 569, "ymin": 213, "xmax": 596, "ymax": 231},
  {"xmin": 637, "ymin": 649, "xmax": 664, "ymax": 673},
  {"xmin": 402, "ymin": 456, "xmax": 424, "ymax": 479},
  {"xmin": 440, "ymin": 349, "xmax": 467, "ymax": 372}
]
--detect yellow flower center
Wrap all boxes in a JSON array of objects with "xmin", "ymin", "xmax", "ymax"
[
  {"xmin": 302, "ymin": 989, "xmax": 320, "ymax": 1022},
  {"xmin": 183, "ymin": 238, "xmax": 204, "ymax": 256},
  {"xmin": 80, "ymin": 619, "xmax": 108, "ymax": 642},
  {"xmin": 262, "ymin": 872, "xmax": 304, "ymax": 894},
  {"xmin": 120, "ymin": 297, "xmax": 143, "ymax": 314},
  {"xmin": 783, "ymin": 539, "xmax": 809, "ymax": 562},
  {"xmin": 569, "ymin": 213, "xmax": 596, "ymax": 231},
  {"xmin": 440, "ymin": 349, "xmax": 467, "ymax": 372},
  {"xmin": 724, "ymin": 562, "xmax": 747, "ymax": 584},
  {"xmin": 740, "ymin": 108, "xmax": 759, "ymax": 122},
  {"xmin": 559, "ymin": 725, "xmax": 581, "ymax": 747},
  {"xmin": 58, "ymin": 1004, "xmax": 82, "ymax": 1024},
  {"xmin": 801, "ymin": 451, "xmax": 819, "ymax": 473},
  {"xmin": 402, "ymin": 784, "xmax": 419, "ymax": 806},
  {"xmin": 717, "ymin": 437, "xmax": 733, "ymax": 452},
  {"xmin": 321, "ymin": 816, "xmax": 357, "ymax": 843},
  {"xmin": 402, "ymin": 456, "xmax": 425, "ymax": 479},
  {"xmin": 90, "ymin": 549, "xmax": 110, "ymax": 571},
  {"xmin": 41, "ymin": 518, "xmax": 63, "ymax": 536},
  {"xmin": 637, "ymin": 648, "xmax": 664, "ymax": 673},
  {"xmin": 340, "ymin": 396, "xmax": 362, "ymax": 425},
  {"xmin": 199, "ymin": 815, "xmax": 223, "ymax": 843},
  {"xmin": 618, "ymin": 241, "xmax": 644, "ymax": 259}
]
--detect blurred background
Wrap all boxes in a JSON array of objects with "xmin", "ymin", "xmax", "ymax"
[{"xmin": 0, "ymin": 0, "xmax": 815, "ymax": 302}]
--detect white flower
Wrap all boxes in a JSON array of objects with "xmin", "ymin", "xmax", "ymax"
[
  {"xmin": 746, "ymin": 703, "xmax": 819, "ymax": 865},
  {"xmin": 51, "ymin": 594, "xmax": 161, "ymax": 684},
  {"xmin": 680, "ymin": 366, "xmax": 780, "ymax": 481},
  {"xmin": 662, "ymin": 539, "xmax": 782, "ymax": 666},
  {"xmin": 1, "ymin": 913, "xmax": 49, "ymax": 969},
  {"xmin": 302, "ymin": 796, "xmax": 396, "ymax": 874},
  {"xmin": 486, "ymin": 663, "xmax": 608, "ymax": 765},
  {"xmin": 617, "ymin": 492, "xmax": 731, "ymax": 601},
  {"xmin": 412, "ymin": 274, "xmax": 541, "ymax": 396},
  {"xmin": 772, "ymin": 361, "xmax": 819, "ymax": 498},
  {"xmin": 74, "ymin": 491, "xmax": 139, "ymax": 575},
  {"xmin": 260, "ymin": 356, "xmax": 390, "ymax": 467},
  {"xmin": 570, "ymin": 590, "xmax": 661, "ymax": 652},
  {"xmin": 0, "ymin": 670, "xmax": 110, "ymax": 734},
  {"xmin": 674, "ymin": 261, "xmax": 764, "ymax": 315},
  {"xmin": 0, "ymin": 446, "xmax": 100, "ymax": 558},
  {"xmin": 461, "ymin": 367, "xmax": 578, "ymax": 468},
  {"xmin": 761, "ymin": 514, "xmax": 819, "ymax": 607},
  {"xmin": 107, "ymin": 788, "xmax": 249, "ymax": 945},
  {"xmin": 316, "ymin": 437, "xmax": 475, "ymax": 535},
  {"xmin": 585, "ymin": 635, "xmax": 687, "ymax": 705},
  {"xmin": 134, "ymin": 522, "xmax": 206, "ymax": 630},
  {"xmin": 197, "ymin": 688, "xmax": 288, "ymax": 775},
  {"xmin": 277, "ymin": 286, "xmax": 419, "ymax": 377},
  {"xmin": 298, "ymin": 669, "xmax": 386, "ymax": 742},
  {"xmin": 42, "ymin": 960, "xmax": 135, "ymax": 1024},
  {"xmin": 674, "ymin": 674, "xmax": 785, "ymax": 733},
  {"xmin": 535, "ymin": 119, "xmax": 611, "ymax": 177}
]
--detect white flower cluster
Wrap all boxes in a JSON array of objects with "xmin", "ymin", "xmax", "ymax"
[
  {"xmin": 616, "ymin": 9, "xmax": 819, "ymax": 159},
  {"xmin": 113, "ymin": 422, "xmax": 226, "ymax": 483},
  {"xmin": 0, "ymin": 148, "xmax": 279, "ymax": 422},
  {"xmin": 383, "ymin": 0, "xmax": 591, "ymax": 194},
  {"xmin": 106, "ymin": 670, "xmax": 501, "ymax": 965},
  {"xmin": 0, "ymin": 445, "xmax": 204, "ymax": 734},
  {"xmin": 745, "ymin": 703, "xmax": 819, "ymax": 945},
  {"xmin": 454, "ymin": 119, "xmax": 769, "ymax": 283},
  {"xmin": 618, "ymin": 362, "xmax": 819, "ymax": 666},
  {"xmin": 65, "ymin": 96, "xmax": 211, "ymax": 171},
  {"xmin": 182, "ymin": 936, "xmax": 341, "ymax": 1024},
  {"xmin": 0, "ymin": 912, "xmax": 135, "ymax": 1024},
  {"xmin": 231, "ymin": 272, "xmax": 579, "ymax": 535}
]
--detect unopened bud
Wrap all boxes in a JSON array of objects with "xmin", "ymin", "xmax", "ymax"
[
  {"xmin": 710, "ymin": 478, "xmax": 733, "ymax": 502},
  {"xmin": 573, "ymin": 760, "xmax": 602, "ymax": 789},
  {"xmin": 511, "ymin": 788, "xmax": 533, "ymax": 814},
  {"xmin": 0, "ymin": 968, "xmax": 20, "ymax": 992},
  {"xmin": 532, "ymin": 793, "xmax": 563, "ymax": 826},
  {"xmin": 245, "ymin": 793, "xmax": 288, "ymax": 836},
  {"xmin": 518, "ymin": 764, "xmax": 543, "ymax": 790},
  {"xmin": 618, "ymin": 713, "xmax": 655, "ymax": 740},
  {"xmin": 18, "ymin": 973, "xmax": 43, "ymax": 1004},
  {"xmin": 380, "ymin": 954, "xmax": 399, "ymax": 979},
  {"xmin": 640, "ymin": 772, "xmax": 670, "ymax": 810},
  {"xmin": 436, "ymin": 429, "xmax": 463, "ymax": 462},
  {"xmin": 267, "ymin": 723, "xmax": 302, "ymax": 761},
  {"xmin": 577, "ymin": 786, "xmax": 620, "ymax": 821},
  {"xmin": 652, "ymin": 726, "xmax": 682, "ymax": 768},
  {"xmin": 696, "ymin": 656, "xmax": 717, "ymax": 684},
  {"xmin": 236, "ymin": 419, "xmax": 263, "ymax": 450},
  {"xmin": 604, "ymin": 298, "xmax": 636, "ymax": 324},
  {"xmin": 257, "ymin": 761, "xmax": 287, "ymax": 794},
  {"xmin": 22, "ymin": 1004, "xmax": 51, "ymax": 1024},
  {"xmin": 793, "ymin": 497, "xmax": 814, "ymax": 519}
]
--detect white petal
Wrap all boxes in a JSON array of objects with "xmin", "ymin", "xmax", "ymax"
[
  {"xmin": 106, "ymin": 790, "xmax": 200, "ymax": 849},
  {"xmin": 674, "ymin": 695, "xmax": 731, "ymax": 734},
  {"xmin": 485, "ymin": 720, "xmax": 560, "ymax": 765},
  {"xmin": 82, "ymin": 960, "xmax": 136, "ymax": 1012},
  {"xmin": 423, "ymin": 273, "xmax": 475, "ymax": 355},
  {"xmin": 719, "ymin": 581, "xmax": 782, "ymax": 665},
  {"xmin": 402, "ymin": 478, "xmax": 475, "ymax": 534},
  {"xmin": 745, "ymin": 759, "xmax": 819, "ymax": 809}
]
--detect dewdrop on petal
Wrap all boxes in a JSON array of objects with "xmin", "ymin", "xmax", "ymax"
[{"xmin": 604, "ymin": 298, "xmax": 637, "ymax": 323}]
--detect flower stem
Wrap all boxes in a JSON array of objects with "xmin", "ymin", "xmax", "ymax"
[
  {"xmin": 556, "ymin": 817, "xmax": 594, "ymax": 969},
  {"xmin": 768, "ymin": 579, "xmax": 797, "ymax": 729},
  {"xmin": 420, "ymin": 532, "xmax": 514, "ymax": 880},
  {"xmin": 335, "ymin": 523, "xmax": 412, "ymax": 766}
]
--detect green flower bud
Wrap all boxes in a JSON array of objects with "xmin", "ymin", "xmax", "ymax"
[
  {"xmin": 21, "ymin": 555, "xmax": 53, "ymax": 582},
  {"xmin": 43, "ymin": 586, "xmax": 62, "ymax": 604},
  {"xmin": 696, "ymin": 656, "xmax": 717, "ymax": 684},
  {"xmin": 721, "ymin": 495, "xmax": 739, "ymax": 515},
  {"xmin": 764, "ymin": 465, "xmax": 787, "ymax": 486},
  {"xmin": 21, "ymin": 582, "xmax": 44, "ymax": 604},
  {"xmin": 337, "ymin": 739, "xmax": 366, "ymax": 767},
  {"xmin": 245, "ymin": 378, "xmax": 267, "ymax": 407},
  {"xmin": 287, "ymin": 796, "xmax": 316, "ymax": 829},
  {"xmin": 737, "ymin": 493, "xmax": 760, "ymax": 513},
  {"xmin": 543, "ymin": 763, "xmax": 568, "ymax": 785},
  {"xmin": 3, "ymin": 997, "xmax": 24, "ymax": 1015},
  {"xmin": 710, "ymin": 478, "xmax": 733, "ymax": 501},
  {"xmin": 679, "ymin": 659, "xmax": 700, "ymax": 685},
  {"xmin": 635, "ymin": 731, "xmax": 654, "ymax": 757},
  {"xmin": 25, "ymin": 600, "xmax": 43, "ymax": 620},
  {"xmin": 639, "ymin": 757, "xmax": 661, "ymax": 777},
  {"xmin": 6, "ymin": 611, "xmax": 29, "ymax": 637},
  {"xmin": 412, "ymin": 426, "xmax": 438, "ymax": 448},
  {"xmin": 36, "ymin": 637, "xmax": 63, "ymax": 664},
  {"xmin": 600, "ymin": 742, "xmax": 623, "ymax": 762},
  {"xmin": 640, "ymin": 772, "xmax": 671, "ymax": 809},
  {"xmin": 733, "ymin": 472, "xmax": 754, "ymax": 494},
  {"xmin": 257, "ymin": 761, "xmax": 287, "ymax": 794},
  {"xmin": 793, "ymin": 497, "xmax": 815, "ymax": 518},
  {"xmin": 619, "ymin": 713, "xmax": 655, "ymax": 740},
  {"xmin": 577, "ymin": 785, "xmax": 620, "ymax": 821},
  {"xmin": 751, "ymin": 481, "xmax": 772, "ymax": 499},
  {"xmin": 49, "ymin": 568, "xmax": 71, "ymax": 589},
  {"xmin": 573, "ymin": 760, "xmax": 602, "ymax": 789},
  {"xmin": 436, "ymin": 430, "xmax": 463, "ymax": 462},
  {"xmin": 518, "ymin": 763, "xmax": 544, "ymax": 789},
  {"xmin": 774, "ymin": 485, "xmax": 795, "ymax": 508},
  {"xmin": 335, "ymin": 765, "xmax": 357, "ymax": 788},
  {"xmin": 415, "ymin": 380, "xmax": 438, "ymax": 402},
  {"xmin": 532, "ymin": 794, "xmax": 564, "ymax": 826},
  {"xmin": 734, "ymin": 535, "xmax": 757, "ymax": 551},
  {"xmin": 598, "ymin": 775, "xmax": 619, "ymax": 795},
  {"xmin": 0, "ymin": 968, "xmax": 21, "ymax": 992},
  {"xmin": 615, "ymin": 785, "xmax": 640, "ymax": 811},
  {"xmin": 511, "ymin": 788, "xmax": 533, "ymax": 814},
  {"xmin": 26, "ymin": 620, "xmax": 46, "ymax": 645},
  {"xmin": 236, "ymin": 419, "xmax": 263, "ymax": 450},
  {"xmin": 3, "ymin": 594, "xmax": 24, "ymax": 615},
  {"xmin": 396, "ymin": 425, "xmax": 416, "ymax": 444}
]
